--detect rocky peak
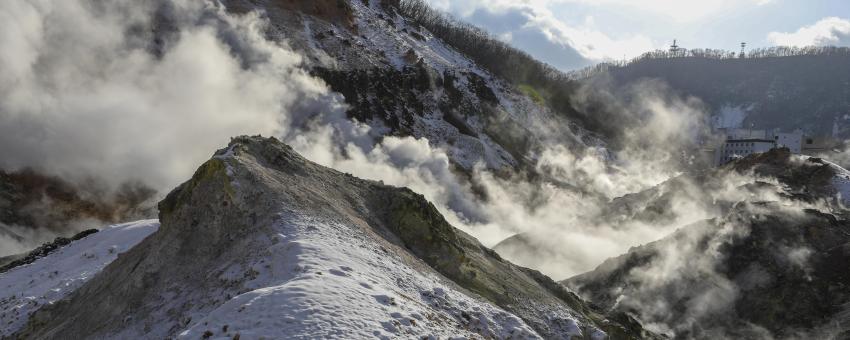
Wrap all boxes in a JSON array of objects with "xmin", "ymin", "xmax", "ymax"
[{"xmin": 14, "ymin": 136, "xmax": 652, "ymax": 339}]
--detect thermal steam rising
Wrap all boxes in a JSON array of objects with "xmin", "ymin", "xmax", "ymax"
[
  {"xmin": 2, "ymin": 3, "xmax": 836, "ymax": 337},
  {"xmin": 0, "ymin": 0, "xmax": 724, "ymax": 276}
]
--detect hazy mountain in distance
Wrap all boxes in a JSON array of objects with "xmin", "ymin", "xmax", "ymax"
[{"xmin": 582, "ymin": 47, "xmax": 850, "ymax": 136}]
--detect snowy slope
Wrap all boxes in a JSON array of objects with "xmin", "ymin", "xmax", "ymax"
[
  {"xmin": 3, "ymin": 216, "xmax": 539, "ymax": 339},
  {"xmin": 821, "ymin": 159, "xmax": 850, "ymax": 205},
  {"xmin": 225, "ymin": 0, "xmax": 602, "ymax": 171},
  {"xmin": 0, "ymin": 220, "xmax": 159, "ymax": 337},
  {"xmin": 176, "ymin": 213, "xmax": 540, "ymax": 339},
  {"xmin": 788, "ymin": 155, "xmax": 850, "ymax": 205},
  {"xmin": 12, "ymin": 136, "xmax": 642, "ymax": 339}
]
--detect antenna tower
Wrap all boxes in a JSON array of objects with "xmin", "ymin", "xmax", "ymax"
[{"xmin": 670, "ymin": 39, "xmax": 680, "ymax": 54}]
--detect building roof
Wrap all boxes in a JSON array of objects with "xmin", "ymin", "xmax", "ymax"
[{"xmin": 726, "ymin": 139, "xmax": 776, "ymax": 143}]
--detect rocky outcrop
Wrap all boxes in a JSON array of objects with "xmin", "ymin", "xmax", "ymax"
[
  {"xmin": 568, "ymin": 205, "xmax": 850, "ymax": 339},
  {"xmin": 14, "ymin": 136, "xmax": 652, "ymax": 339}
]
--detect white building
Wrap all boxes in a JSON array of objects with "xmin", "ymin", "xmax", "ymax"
[
  {"xmin": 715, "ymin": 138, "xmax": 777, "ymax": 165},
  {"xmin": 802, "ymin": 135, "xmax": 840, "ymax": 155},
  {"xmin": 773, "ymin": 128, "xmax": 803, "ymax": 153},
  {"xmin": 719, "ymin": 128, "xmax": 767, "ymax": 140},
  {"xmin": 712, "ymin": 128, "xmax": 805, "ymax": 166}
]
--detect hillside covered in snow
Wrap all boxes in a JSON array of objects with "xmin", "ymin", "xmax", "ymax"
[
  {"xmin": 0, "ymin": 220, "xmax": 158, "ymax": 338},
  {"xmin": 222, "ymin": 0, "xmax": 604, "ymax": 171},
  {"xmin": 7, "ymin": 136, "xmax": 654, "ymax": 339}
]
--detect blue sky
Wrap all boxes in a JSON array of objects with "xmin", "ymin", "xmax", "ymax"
[{"xmin": 426, "ymin": 0, "xmax": 850, "ymax": 70}]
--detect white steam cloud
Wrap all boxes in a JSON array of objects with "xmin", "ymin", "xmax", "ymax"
[
  {"xmin": 3, "ymin": 1, "xmax": 841, "ymax": 338},
  {"xmin": 0, "ymin": 0, "xmax": 719, "ymax": 274},
  {"xmin": 0, "ymin": 0, "xmax": 353, "ymax": 256},
  {"xmin": 0, "ymin": 0, "xmax": 334, "ymax": 191},
  {"xmin": 297, "ymin": 76, "xmax": 724, "ymax": 280},
  {"xmin": 0, "ymin": 0, "xmax": 795, "ymax": 322}
]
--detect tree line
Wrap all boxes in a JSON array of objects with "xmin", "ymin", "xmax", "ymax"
[
  {"xmin": 396, "ymin": 0, "xmax": 605, "ymax": 133},
  {"xmin": 397, "ymin": 0, "xmax": 570, "ymax": 86},
  {"xmin": 568, "ymin": 46, "xmax": 850, "ymax": 80},
  {"xmin": 396, "ymin": 0, "xmax": 850, "ymax": 85}
]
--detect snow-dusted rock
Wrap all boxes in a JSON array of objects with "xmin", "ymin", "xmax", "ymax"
[
  {"xmin": 11, "ymin": 136, "xmax": 644, "ymax": 339},
  {"xmin": 224, "ymin": 0, "xmax": 603, "ymax": 172},
  {"xmin": 0, "ymin": 220, "xmax": 158, "ymax": 337}
]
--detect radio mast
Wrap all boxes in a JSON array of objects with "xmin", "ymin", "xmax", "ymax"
[{"xmin": 669, "ymin": 39, "xmax": 680, "ymax": 55}]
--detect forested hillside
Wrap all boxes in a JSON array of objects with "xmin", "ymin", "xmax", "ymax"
[
  {"xmin": 396, "ymin": 0, "xmax": 620, "ymax": 139},
  {"xmin": 582, "ymin": 47, "xmax": 850, "ymax": 136}
]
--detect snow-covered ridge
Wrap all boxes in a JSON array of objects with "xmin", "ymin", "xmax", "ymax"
[
  {"xmin": 0, "ymin": 220, "xmax": 159, "ymax": 337},
  {"xmin": 9, "ymin": 136, "xmax": 639, "ymax": 339},
  {"xmin": 2, "ymin": 205, "xmax": 540, "ymax": 339},
  {"xmin": 177, "ymin": 212, "xmax": 540, "ymax": 339}
]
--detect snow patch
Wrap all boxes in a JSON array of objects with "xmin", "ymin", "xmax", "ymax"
[
  {"xmin": 0, "ymin": 220, "xmax": 159, "ymax": 337},
  {"xmin": 176, "ymin": 212, "xmax": 540, "ymax": 339},
  {"xmin": 824, "ymin": 159, "xmax": 850, "ymax": 205},
  {"xmin": 796, "ymin": 155, "xmax": 850, "ymax": 205}
]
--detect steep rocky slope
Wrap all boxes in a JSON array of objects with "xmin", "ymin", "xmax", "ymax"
[
  {"xmin": 222, "ymin": 0, "xmax": 601, "ymax": 171},
  {"xmin": 10, "ymin": 136, "xmax": 653, "ymax": 339},
  {"xmin": 563, "ymin": 149, "xmax": 850, "ymax": 339}
]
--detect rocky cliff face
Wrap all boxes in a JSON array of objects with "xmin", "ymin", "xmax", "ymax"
[
  {"xmin": 222, "ymin": 0, "xmax": 601, "ymax": 172},
  {"xmin": 12, "ymin": 136, "xmax": 652, "ymax": 339},
  {"xmin": 563, "ymin": 149, "xmax": 850, "ymax": 339}
]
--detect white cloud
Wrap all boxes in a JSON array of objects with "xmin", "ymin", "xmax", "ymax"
[
  {"xmin": 563, "ymin": 0, "xmax": 773, "ymax": 23},
  {"xmin": 521, "ymin": 5, "xmax": 656, "ymax": 61},
  {"xmin": 426, "ymin": 0, "xmax": 786, "ymax": 69},
  {"xmin": 425, "ymin": 0, "xmax": 657, "ymax": 67},
  {"xmin": 767, "ymin": 17, "xmax": 850, "ymax": 47}
]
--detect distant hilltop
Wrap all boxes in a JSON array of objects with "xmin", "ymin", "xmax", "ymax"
[{"xmin": 575, "ymin": 46, "xmax": 850, "ymax": 137}]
